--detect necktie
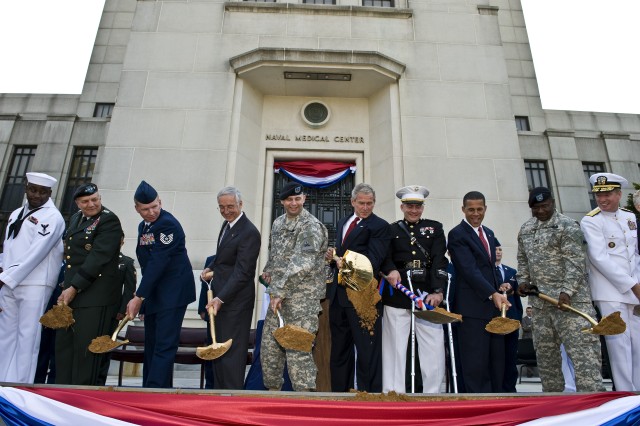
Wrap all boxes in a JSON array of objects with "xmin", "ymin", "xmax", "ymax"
[
  {"xmin": 343, "ymin": 217, "xmax": 360, "ymax": 242},
  {"xmin": 218, "ymin": 222, "xmax": 230, "ymax": 246},
  {"xmin": 497, "ymin": 265, "xmax": 505, "ymax": 281},
  {"xmin": 478, "ymin": 226, "xmax": 491, "ymax": 258}
]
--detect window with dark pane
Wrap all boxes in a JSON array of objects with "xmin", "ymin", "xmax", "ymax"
[
  {"xmin": 583, "ymin": 162, "xmax": 606, "ymax": 209},
  {"xmin": 61, "ymin": 147, "xmax": 98, "ymax": 222},
  {"xmin": 524, "ymin": 160, "xmax": 549, "ymax": 191}
]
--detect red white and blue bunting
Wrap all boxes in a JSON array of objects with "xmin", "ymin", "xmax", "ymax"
[
  {"xmin": 2, "ymin": 386, "xmax": 640, "ymax": 426},
  {"xmin": 274, "ymin": 160, "xmax": 356, "ymax": 189}
]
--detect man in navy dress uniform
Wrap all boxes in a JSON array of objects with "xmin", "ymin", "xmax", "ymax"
[{"xmin": 126, "ymin": 180, "xmax": 196, "ymax": 388}]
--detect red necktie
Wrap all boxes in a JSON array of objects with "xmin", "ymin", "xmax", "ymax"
[
  {"xmin": 343, "ymin": 217, "xmax": 360, "ymax": 242},
  {"xmin": 478, "ymin": 226, "xmax": 491, "ymax": 258}
]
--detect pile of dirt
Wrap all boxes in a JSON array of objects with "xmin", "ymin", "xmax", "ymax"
[
  {"xmin": 346, "ymin": 278, "xmax": 381, "ymax": 334},
  {"xmin": 40, "ymin": 304, "xmax": 74, "ymax": 329}
]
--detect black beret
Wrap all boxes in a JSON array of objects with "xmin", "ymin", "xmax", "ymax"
[
  {"xmin": 528, "ymin": 187, "xmax": 552, "ymax": 207},
  {"xmin": 279, "ymin": 181, "xmax": 304, "ymax": 200},
  {"xmin": 134, "ymin": 180, "xmax": 158, "ymax": 204},
  {"xmin": 494, "ymin": 237, "xmax": 501, "ymax": 247},
  {"xmin": 73, "ymin": 183, "xmax": 98, "ymax": 199}
]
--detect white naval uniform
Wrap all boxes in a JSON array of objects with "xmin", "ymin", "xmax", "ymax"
[
  {"xmin": 580, "ymin": 207, "xmax": 640, "ymax": 391},
  {"xmin": 0, "ymin": 198, "xmax": 64, "ymax": 383}
]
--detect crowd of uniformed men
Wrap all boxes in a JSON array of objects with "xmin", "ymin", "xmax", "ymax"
[{"xmin": 0, "ymin": 171, "xmax": 638, "ymax": 394}]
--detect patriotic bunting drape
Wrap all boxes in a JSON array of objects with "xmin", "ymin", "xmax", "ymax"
[
  {"xmin": 1, "ymin": 386, "xmax": 639, "ymax": 426},
  {"xmin": 274, "ymin": 160, "xmax": 356, "ymax": 188}
]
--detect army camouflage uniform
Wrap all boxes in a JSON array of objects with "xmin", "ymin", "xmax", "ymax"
[
  {"xmin": 517, "ymin": 210, "xmax": 604, "ymax": 392},
  {"xmin": 261, "ymin": 208, "xmax": 328, "ymax": 391}
]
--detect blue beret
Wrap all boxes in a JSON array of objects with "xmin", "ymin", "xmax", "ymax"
[
  {"xmin": 528, "ymin": 187, "xmax": 552, "ymax": 207},
  {"xmin": 279, "ymin": 181, "xmax": 304, "ymax": 200},
  {"xmin": 134, "ymin": 180, "xmax": 158, "ymax": 204},
  {"xmin": 73, "ymin": 183, "xmax": 98, "ymax": 199}
]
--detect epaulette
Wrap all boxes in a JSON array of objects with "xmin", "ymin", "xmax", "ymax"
[
  {"xmin": 620, "ymin": 207, "xmax": 632, "ymax": 213},
  {"xmin": 585, "ymin": 207, "xmax": 601, "ymax": 217}
]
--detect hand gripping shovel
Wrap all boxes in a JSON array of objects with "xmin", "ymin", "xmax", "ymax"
[
  {"xmin": 485, "ymin": 292, "xmax": 520, "ymax": 335},
  {"xmin": 39, "ymin": 301, "xmax": 75, "ymax": 329},
  {"xmin": 384, "ymin": 275, "xmax": 462, "ymax": 324},
  {"xmin": 522, "ymin": 285, "xmax": 626, "ymax": 335},
  {"xmin": 88, "ymin": 315, "xmax": 131, "ymax": 353},
  {"xmin": 196, "ymin": 287, "xmax": 232, "ymax": 360},
  {"xmin": 273, "ymin": 308, "xmax": 315, "ymax": 353}
]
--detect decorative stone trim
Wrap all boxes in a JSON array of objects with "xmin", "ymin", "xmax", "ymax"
[
  {"xmin": 477, "ymin": 5, "xmax": 499, "ymax": 16},
  {"xmin": 224, "ymin": 2, "xmax": 412, "ymax": 19},
  {"xmin": 230, "ymin": 48, "xmax": 406, "ymax": 80},
  {"xmin": 544, "ymin": 129, "xmax": 575, "ymax": 138},
  {"xmin": 601, "ymin": 132, "xmax": 630, "ymax": 140}
]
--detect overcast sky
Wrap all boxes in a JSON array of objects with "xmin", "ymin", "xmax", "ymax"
[{"xmin": 0, "ymin": 0, "xmax": 638, "ymax": 114}]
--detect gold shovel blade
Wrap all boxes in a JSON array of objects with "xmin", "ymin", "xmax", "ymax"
[
  {"xmin": 196, "ymin": 339, "xmax": 232, "ymax": 360},
  {"xmin": 414, "ymin": 307, "xmax": 462, "ymax": 324}
]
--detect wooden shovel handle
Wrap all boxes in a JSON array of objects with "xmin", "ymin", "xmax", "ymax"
[{"xmin": 207, "ymin": 289, "xmax": 218, "ymax": 344}]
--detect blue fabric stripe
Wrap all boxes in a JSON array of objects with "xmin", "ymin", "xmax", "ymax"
[
  {"xmin": 0, "ymin": 396, "xmax": 54, "ymax": 426},
  {"xmin": 599, "ymin": 405, "xmax": 640, "ymax": 426}
]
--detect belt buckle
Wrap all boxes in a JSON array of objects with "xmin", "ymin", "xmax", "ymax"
[{"xmin": 412, "ymin": 260, "xmax": 421, "ymax": 268}]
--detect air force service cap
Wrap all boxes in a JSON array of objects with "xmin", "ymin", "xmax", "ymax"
[
  {"xmin": 528, "ymin": 187, "xmax": 552, "ymax": 207},
  {"xmin": 26, "ymin": 172, "xmax": 57, "ymax": 188},
  {"xmin": 396, "ymin": 185, "xmax": 429, "ymax": 204},
  {"xmin": 589, "ymin": 173, "xmax": 628, "ymax": 193},
  {"xmin": 279, "ymin": 181, "xmax": 304, "ymax": 200},
  {"xmin": 134, "ymin": 180, "xmax": 159, "ymax": 203}
]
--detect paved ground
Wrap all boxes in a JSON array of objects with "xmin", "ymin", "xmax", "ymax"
[{"xmin": 105, "ymin": 363, "xmax": 613, "ymax": 394}]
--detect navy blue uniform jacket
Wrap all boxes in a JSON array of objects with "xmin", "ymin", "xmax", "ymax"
[{"xmin": 136, "ymin": 209, "xmax": 196, "ymax": 314}]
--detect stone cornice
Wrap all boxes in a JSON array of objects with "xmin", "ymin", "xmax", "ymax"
[{"xmin": 224, "ymin": 2, "xmax": 412, "ymax": 19}]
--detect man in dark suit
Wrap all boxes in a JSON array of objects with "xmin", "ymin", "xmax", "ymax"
[
  {"xmin": 126, "ymin": 181, "xmax": 196, "ymax": 388},
  {"xmin": 447, "ymin": 191, "xmax": 510, "ymax": 393},
  {"xmin": 201, "ymin": 186, "xmax": 261, "ymax": 390},
  {"xmin": 56, "ymin": 183, "xmax": 124, "ymax": 385},
  {"xmin": 494, "ymin": 240, "xmax": 522, "ymax": 392},
  {"xmin": 325, "ymin": 183, "xmax": 390, "ymax": 392}
]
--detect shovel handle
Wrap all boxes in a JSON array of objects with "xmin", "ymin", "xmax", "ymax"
[
  {"xmin": 111, "ymin": 315, "xmax": 131, "ymax": 341},
  {"xmin": 500, "ymin": 291, "xmax": 507, "ymax": 318},
  {"xmin": 207, "ymin": 289, "xmax": 218, "ymax": 344},
  {"xmin": 394, "ymin": 282, "xmax": 432, "ymax": 311},
  {"xmin": 536, "ymin": 292, "xmax": 598, "ymax": 327},
  {"xmin": 276, "ymin": 308, "xmax": 285, "ymax": 327}
]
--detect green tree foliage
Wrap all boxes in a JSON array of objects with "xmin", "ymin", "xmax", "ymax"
[{"xmin": 625, "ymin": 182, "xmax": 640, "ymax": 221}]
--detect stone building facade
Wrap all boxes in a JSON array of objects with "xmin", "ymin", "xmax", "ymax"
[{"xmin": 1, "ymin": 0, "xmax": 639, "ymax": 322}]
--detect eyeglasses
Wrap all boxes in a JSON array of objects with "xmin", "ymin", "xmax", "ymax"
[{"xmin": 218, "ymin": 205, "xmax": 239, "ymax": 212}]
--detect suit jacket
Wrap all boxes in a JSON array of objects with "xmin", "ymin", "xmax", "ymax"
[
  {"xmin": 62, "ymin": 207, "xmax": 123, "ymax": 308},
  {"xmin": 206, "ymin": 213, "xmax": 261, "ymax": 311},
  {"xmin": 447, "ymin": 220, "xmax": 500, "ymax": 320},
  {"xmin": 328, "ymin": 213, "xmax": 390, "ymax": 307},
  {"xmin": 117, "ymin": 253, "xmax": 136, "ymax": 315},
  {"xmin": 136, "ymin": 209, "xmax": 196, "ymax": 314},
  {"xmin": 498, "ymin": 263, "xmax": 523, "ymax": 322}
]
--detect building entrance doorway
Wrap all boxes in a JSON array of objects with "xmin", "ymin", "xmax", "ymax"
[{"xmin": 271, "ymin": 167, "xmax": 355, "ymax": 245}]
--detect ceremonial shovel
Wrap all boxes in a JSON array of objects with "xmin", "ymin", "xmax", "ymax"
[
  {"xmin": 196, "ymin": 278, "xmax": 232, "ymax": 360},
  {"xmin": 88, "ymin": 315, "xmax": 131, "ymax": 353},
  {"xmin": 381, "ymin": 274, "xmax": 462, "ymax": 324},
  {"xmin": 522, "ymin": 285, "xmax": 626, "ymax": 336},
  {"xmin": 485, "ymin": 292, "xmax": 520, "ymax": 335},
  {"xmin": 273, "ymin": 308, "xmax": 315, "ymax": 353},
  {"xmin": 332, "ymin": 249, "xmax": 373, "ymax": 292}
]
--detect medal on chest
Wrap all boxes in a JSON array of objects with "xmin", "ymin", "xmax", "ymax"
[{"xmin": 140, "ymin": 232, "xmax": 155, "ymax": 245}]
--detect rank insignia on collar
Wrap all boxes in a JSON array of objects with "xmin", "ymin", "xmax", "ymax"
[
  {"xmin": 608, "ymin": 242, "xmax": 616, "ymax": 248},
  {"xmin": 628, "ymin": 220, "xmax": 637, "ymax": 231},
  {"xmin": 160, "ymin": 233, "xmax": 173, "ymax": 245},
  {"xmin": 140, "ymin": 233, "xmax": 155, "ymax": 245},
  {"xmin": 28, "ymin": 216, "xmax": 39, "ymax": 225}
]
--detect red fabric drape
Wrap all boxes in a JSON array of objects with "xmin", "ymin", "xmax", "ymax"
[
  {"xmin": 273, "ymin": 160, "xmax": 355, "ymax": 177},
  {"xmin": 22, "ymin": 387, "xmax": 634, "ymax": 426}
]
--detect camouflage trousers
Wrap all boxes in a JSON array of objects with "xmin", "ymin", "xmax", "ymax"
[
  {"xmin": 532, "ymin": 302, "xmax": 605, "ymax": 392},
  {"xmin": 261, "ymin": 297, "xmax": 320, "ymax": 391}
]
